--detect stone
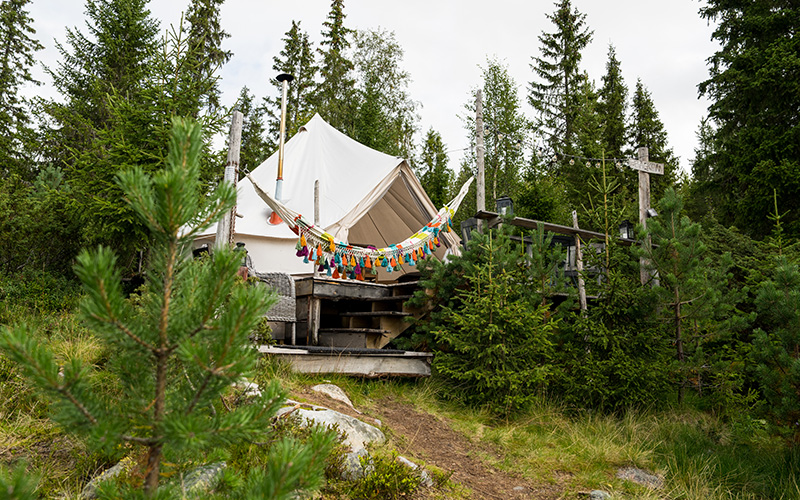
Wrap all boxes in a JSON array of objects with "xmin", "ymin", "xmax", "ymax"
[
  {"xmin": 311, "ymin": 383, "xmax": 359, "ymax": 413},
  {"xmin": 81, "ymin": 456, "xmax": 136, "ymax": 499},
  {"xmin": 277, "ymin": 403, "xmax": 384, "ymax": 453},
  {"xmin": 513, "ymin": 486, "xmax": 526, "ymax": 492},
  {"xmin": 590, "ymin": 490, "xmax": 611, "ymax": 500},
  {"xmin": 342, "ymin": 448, "xmax": 371, "ymax": 481},
  {"xmin": 233, "ymin": 378, "xmax": 261, "ymax": 398},
  {"xmin": 396, "ymin": 455, "xmax": 433, "ymax": 488},
  {"xmin": 616, "ymin": 466, "xmax": 664, "ymax": 489},
  {"xmin": 182, "ymin": 462, "xmax": 226, "ymax": 495}
]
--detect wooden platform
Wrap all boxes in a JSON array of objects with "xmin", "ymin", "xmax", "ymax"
[
  {"xmin": 259, "ymin": 345, "xmax": 432, "ymax": 377},
  {"xmin": 295, "ymin": 276, "xmax": 423, "ymax": 349}
]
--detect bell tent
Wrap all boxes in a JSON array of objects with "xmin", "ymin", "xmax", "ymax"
[{"xmin": 194, "ymin": 114, "xmax": 462, "ymax": 280}]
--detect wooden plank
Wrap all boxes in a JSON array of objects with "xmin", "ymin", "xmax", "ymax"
[
  {"xmin": 627, "ymin": 158, "xmax": 664, "ymax": 175},
  {"xmin": 319, "ymin": 328, "xmax": 390, "ymax": 334},
  {"xmin": 319, "ymin": 331, "xmax": 367, "ymax": 349},
  {"xmin": 369, "ymin": 294, "xmax": 413, "ymax": 302},
  {"xmin": 475, "ymin": 210, "xmax": 635, "ymax": 246},
  {"xmin": 259, "ymin": 348, "xmax": 431, "ymax": 377},
  {"xmin": 341, "ymin": 311, "xmax": 411, "ymax": 317}
]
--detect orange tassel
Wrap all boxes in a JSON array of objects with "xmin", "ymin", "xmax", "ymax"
[
  {"xmin": 365, "ymin": 256, "xmax": 372, "ymax": 269},
  {"xmin": 332, "ymin": 268, "xmax": 340, "ymax": 279},
  {"xmin": 429, "ymin": 240, "xmax": 434, "ymax": 251},
  {"xmin": 390, "ymin": 257, "xmax": 397, "ymax": 267}
]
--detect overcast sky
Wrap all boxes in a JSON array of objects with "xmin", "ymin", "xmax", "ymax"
[{"xmin": 25, "ymin": 0, "xmax": 719, "ymax": 174}]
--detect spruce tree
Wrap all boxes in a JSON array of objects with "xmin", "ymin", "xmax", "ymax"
[
  {"xmin": 629, "ymin": 79, "xmax": 678, "ymax": 199},
  {"xmin": 314, "ymin": 0, "xmax": 356, "ymax": 133},
  {"xmin": 0, "ymin": 119, "xmax": 335, "ymax": 495},
  {"xmin": 598, "ymin": 45, "xmax": 628, "ymax": 159},
  {"xmin": 184, "ymin": 0, "xmax": 232, "ymax": 115},
  {"xmin": 697, "ymin": 0, "xmax": 800, "ymax": 238},
  {"xmin": 236, "ymin": 85, "xmax": 270, "ymax": 172},
  {"xmin": 417, "ymin": 128, "xmax": 452, "ymax": 209},
  {"xmin": 528, "ymin": 0, "xmax": 593, "ymax": 157},
  {"xmin": 265, "ymin": 20, "xmax": 317, "ymax": 151},
  {"xmin": 0, "ymin": 0, "xmax": 43, "ymax": 178},
  {"xmin": 351, "ymin": 28, "xmax": 418, "ymax": 158}
]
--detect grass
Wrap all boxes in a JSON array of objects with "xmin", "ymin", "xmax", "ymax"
[{"xmin": 3, "ymin": 305, "xmax": 800, "ymax": 498}]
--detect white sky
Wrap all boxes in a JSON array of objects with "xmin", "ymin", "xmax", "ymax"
[{"xmin": 24, "ymin": 0, "xmax": 719, "ymax": 174}]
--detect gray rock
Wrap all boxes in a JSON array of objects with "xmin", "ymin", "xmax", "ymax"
[
  {"xmin": 616, "ymin": 466, "xmax": 664, "ymax": 489},
  {"xmin": 183, "ymin": 462, "xmax": 226, "ymax": 495},
  {"xmin": 342, "ymin": 448, "xmax": 371, "ymax": 481},
  {"xmin": 396, "ymin": 455, "xmax": 433, "ymax": 488},
  {"xmin": 233, "ymin": 378, "xmax": 262, "ymax": 398},
  {"xmin": 81, "ymin": 456, "xmax": 136, "ymax": 499},
  {"xmin": 311, "ymin": 383, "xmax": 359, "ymax": 413},
  {"xmin": 276, "ymin": 403, "xmax": 384, "ymax": 453},
  {"xmin": 590, "ymin": 490, "xmax": 611, "ymax": 500},
  {"xmin": 513, "ymin": 486, "xmax": 526, "ymax": 492}
]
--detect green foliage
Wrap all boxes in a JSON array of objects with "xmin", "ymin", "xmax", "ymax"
[
  {"xmin": 629, "ymin": 80, "xmax": 679, "ymax": 200},
  {"xmin": 235, "ymin": 86, "xmax": 270, "ymax": 173},
  {"xmin": 0, "ymin": 462, "xmax": 39, "ymax": 500},
  {"xmin": 417, "ymin": 128, "xmax": 453, "ymax": 209},
  {"xmin": 751, "ymin": 257, "xmax": 800, "ymax": 443},
  {"xmin": 695, "ymin": 1, "xmax": 800, "ymax": 238},
  {"xmin": 598, "ymin": 45, "xmax": 628, "ymax": 159},
  {"xmin": 183, "ymin": 0, "xmax": 231, "ymax": 114},
  {"xmin": 265, "ymin": 20, "xmax": 317, "ymax": 149},
  {"xmin": 0, "ymin": 119, "xmax": 332, "ymax": 495},
  {"xmin": 528, "ymin": 0, "xmax": 593, "ymax": 158},
  {"xmin": 0, "ymin": 168, "xmax": 82, "ymax": 277},
  {"xmin": 313, "ymin": 0, "xmax": 356, "ymax": 133},
  {"xmin": 348, "ymin": 451, "xmax": 422, "ymax": 500},
  {"xmin": 0, "ymin": 0, "xmax": 43, "ymax": 179},
  {"xmin": 427, "ymin": 227, "xmax": 559, "ymax": 416}
]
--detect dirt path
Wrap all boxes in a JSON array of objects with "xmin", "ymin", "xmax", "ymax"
[{"xmin": 292, "ymin": 388, "xmax": 565, "ymax": 499}]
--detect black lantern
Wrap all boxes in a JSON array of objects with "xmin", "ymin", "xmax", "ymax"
[
  {"xmin": 619, "ymin": 220, "xmax": 635, "ymax": 240},
  {"xmin": 460, "ymin": 217, "xmax": 478, "ymax": 246},
  {"xmin": 495, "ymin": 195, "xmax": 514, "ymax": 216}
]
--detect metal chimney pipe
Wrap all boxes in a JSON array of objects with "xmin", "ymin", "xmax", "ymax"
[{"xmin": 269, "ymin": 73, "xmax": 294, "ymax": 225}]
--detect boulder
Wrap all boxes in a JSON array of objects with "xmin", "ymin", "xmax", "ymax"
[{"xmin": 311, "ymin": 384, "xmax": 359, "ymax": 413}]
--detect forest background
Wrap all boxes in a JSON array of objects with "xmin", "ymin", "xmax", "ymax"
[{"xmin": 2, "ymin": 0, "xmax": 800, "ymax": 497}]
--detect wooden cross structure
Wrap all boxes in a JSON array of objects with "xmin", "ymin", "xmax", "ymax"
[{"xmin": 627, "ymin": 146, "xmax": 664, "ymax": 285}]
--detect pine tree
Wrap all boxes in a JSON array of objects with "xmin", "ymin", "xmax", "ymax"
[
  {"xmin": 352, "ymin": 28, "xmax": 418, "ymax": 158},
  {"xmin": 236, "ymin": 85, "xmax": 270, "ymax": 172},
  {"xmin": 265, "ymin": 20, "xmax": 317, "ymax": 152},
  {"xmin": 0, "ymin": 119, "xmax": 335, "ymax": 495},
  {"xmin": 0, "ymin": 0, "xmax": 43, "ymax": 178},
  {"xmin": 314, "ymin": 0, "xmax": 356, "ymax": 133},
  {"xmin": 641, "ymin": 188, "xmax": 721, "ymax": 403},
  {"xmin": 417, "ymin": 128, "xmax": 452, "ymax": 209},
  {"xmin": 629, "ymin": 79, "xmax": 678, "ymax": 199},
  {"xmin": 184, "ymin": 0, "xmax": 231, "ymax": 115},
  {"xmin": 528, "ymin": 0, "xmax": 593, "ymax": 157},
  {"xmin": 697, "ymin": 0, "xmax": 800, "ymax": 238},
  {"xmin": 598, "ymin": 45, "xmax": 628, "ymax": 159}
]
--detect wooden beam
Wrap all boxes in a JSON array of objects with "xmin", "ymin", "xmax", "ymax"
[
  {"xmin": 259, "ymin": 346, "xmax": 432, "ymax": 377},
  {"xmin": 474, "ymin": 210, "xmax": 636, "ymax": 246}
]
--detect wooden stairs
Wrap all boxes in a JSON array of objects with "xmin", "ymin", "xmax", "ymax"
[{"xmin": 295, "ymin": 277, "xmax": 423, "ymax": 350}]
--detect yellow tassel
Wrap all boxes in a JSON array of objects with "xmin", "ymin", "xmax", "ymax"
[{"xmin": 300, "ymin": 234, "xmax": 307, "ymax": 247}]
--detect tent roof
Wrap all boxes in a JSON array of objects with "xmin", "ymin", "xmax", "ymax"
[{"xmin": 212, "ymin": 114, "xmax": 432, "ymax": 244}]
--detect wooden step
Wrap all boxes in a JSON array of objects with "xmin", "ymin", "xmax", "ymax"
[
  {"xmin": 367, "ymin": 294, "xmax": 413, "ymax": 302},
  {"xmin": 319, "ymin": 328, "xmax": 390, "ymax": 334},
  {"xmin": 340, "ymin": 311, "xmax": 411, "ymax": 317}
]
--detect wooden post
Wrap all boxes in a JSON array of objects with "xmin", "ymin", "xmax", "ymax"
[
  {"xmin": 627, "ymin": 146, "xmax": 664, "ymax": 285},
  {"xmin": 476, "ymin": 89, "xmax": 486, "ymax": 232},
  {"xmin": 572, "ymin": 210, "xmax": 587, "ymax": 313},
  {"xmin": 215, "ymin": 111, "xmax": 244, "ymax": 248},
  {"xmin": 313, "ymin": 179, "xmax": 320, "ymax": 279}
]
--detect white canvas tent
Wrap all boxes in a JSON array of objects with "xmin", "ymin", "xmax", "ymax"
[{"xmin": 194, "ymin": 114, "xmax": 460, "ymax": 279}]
